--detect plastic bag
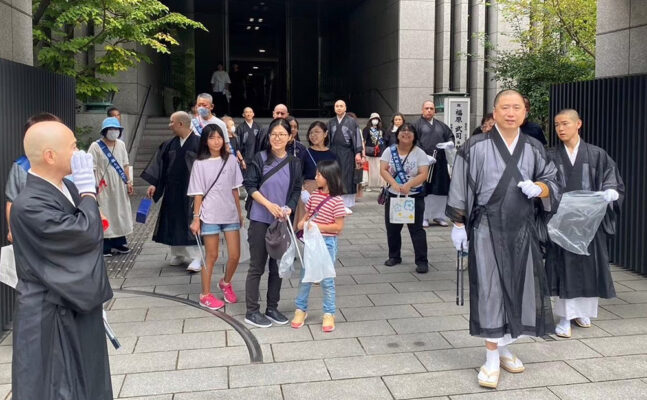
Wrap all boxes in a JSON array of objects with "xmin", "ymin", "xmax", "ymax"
[
  {"xmin": 0, "ymin": 245, "xmax": 17, "ymax": 289},
  {"xmin": 389, "ymin": 195, "xmax": 415, "ymax": 224},
  {"xmin": 302, "ymin": 222, "xmax": 336, "ymax": 283},
  {"xmin": 278, "ymin": 242, "xmax": 296, "ymax": 278},
  {"xmin": 547, "ymin": 190, "xmax": 609, "ymax": 255},
  {"xmin": 239, "ymin": 227, "xmax": 250, "ymax": 263},
  {"xmin": 445, "ymin": 146, "xmax": 457, "ymax": 177}
]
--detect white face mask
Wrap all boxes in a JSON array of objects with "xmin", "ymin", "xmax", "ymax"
[
  {"xmin": 371, "ymin": 119, "xmax": 379, "ymax": 127},
  {"xmin": 106, "ymin": 129, "xmax": 120, "ymax": 141},
  {"xmin": 228, "ymin": 126, "xmax": 235, "ymax": 134}
]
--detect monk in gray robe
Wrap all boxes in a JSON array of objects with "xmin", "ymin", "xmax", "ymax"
[
  {"xmin": 10, "ymin": 121, "xmax": 113, "ymax": 399},
  {"xmin": 446, "ymin": 90, "xmax": 560, "ymax": 389}
]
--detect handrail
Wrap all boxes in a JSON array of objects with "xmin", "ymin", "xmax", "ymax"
[{"xmin": 129, "ymin": 84, "xmax": 152, "ymax": 153}]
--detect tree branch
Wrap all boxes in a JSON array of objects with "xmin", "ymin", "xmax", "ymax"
[
  {"xmin": 33, "ymin": 0, "xmax": 52, "ymax": 26},
  {"xmin": 549, "ymin": 0, "xmax": 595, "ymax": 58}
]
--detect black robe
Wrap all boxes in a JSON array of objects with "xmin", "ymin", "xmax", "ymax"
[
  {"xmin": 141, "ymin": 133, "xmax": 200, "ymax": 246},
  {"xmin": 10, "ymin": 175, "xmax": 113, "ymax": 400},
  {"xmin": 235, "ymin": 120, "xmax": 261, "ymax": 164},
  {"xmin": 545, "ymin": 140, "xmax": 624, "ymax": 299},
  {"xmin": 413, "ymin": 117, "xmax": 454, "ymax": 195},
  {"xmin": 446, "ymin": 129, "xmax": 561, "ymax": 338},
  {"xmin": 327, "ymin": 115, "xmax": 363, "ymax": 194}
]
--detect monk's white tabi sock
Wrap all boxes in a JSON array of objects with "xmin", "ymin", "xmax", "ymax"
[
  {"xmin": 485, "ymin": 348, "xmax": 500, "ymax": 371},
  {"xmin": 558, "ymin": 317, "xmax": 571, "ymax": 332},
  {"xmin": 498, "ymin": 345, "xmax": 514, "ymax": 359}
]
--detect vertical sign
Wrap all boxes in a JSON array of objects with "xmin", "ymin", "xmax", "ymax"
[{"xmin": 445, "ymin": 98, "xmax": 471, "ymax": 147}]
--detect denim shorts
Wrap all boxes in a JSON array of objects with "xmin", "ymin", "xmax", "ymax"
[{"xmin": 201, "ymin": 222, "xmax": 240, "ymax": 235}]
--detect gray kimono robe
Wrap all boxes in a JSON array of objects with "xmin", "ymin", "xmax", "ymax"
[
  {"xmin": 10, "ymin": 174, "xmax": 113, "ymax": 400},
  {"xmin": 327, "ymin": 115, "xmax": 363, "ymax": 194},
  {"xmin": 446, "ymin": 128, "xmax": 560, "ymax": 338},
  {"xmin": 413, "ymin": 117, "xmax": 454, "ymax": 195}
]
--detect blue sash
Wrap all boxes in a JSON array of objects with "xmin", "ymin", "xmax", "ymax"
[
  {"xmin": 390, "ymin": 145, "xmax": 422, "ymax": 193},
  {"xmin": 16, "ymin": 155, "xmax": 30, "ymax": 172},
  {"xmin": 191, "ymin": 118, "xmax": 203, "ymax": 135},
  {"xmin": 97, "ymin": 140, "xmax": 128, "ymax": 184}
]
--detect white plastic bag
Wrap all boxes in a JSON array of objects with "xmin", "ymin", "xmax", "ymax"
[
  {"xmin": 0, "ymin": 245, "xmax": 17, "ymax": 288},
  {"xmin": 389, "ymin": 195, "xmax": 415, "ymax": 224},
  {"xmin": 547, "ymin": 190, "xmax": 609, "ymax": 255},
  {"xmin": 302, "ymin": 221, "xmax": 336, "ymax": 283},
  {"xmin": 278, "ymin": 242, "xmax": 296, "ymax": 278}
]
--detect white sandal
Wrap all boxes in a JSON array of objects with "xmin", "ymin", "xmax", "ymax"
[
  {"xmin": 477, "ymin": 365, "xmax": 500, "ymax": 389},
  {"xmin": 500, "ymin": 355, "xmax": 525, "ymax": 373}
]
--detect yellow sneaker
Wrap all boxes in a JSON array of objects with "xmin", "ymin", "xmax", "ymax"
[
  {"xmin": 291, "ymin": 309, "xmax": 307, "ymax": 329},
  {"xmin": 322, "ymin": 313, "xmax": 335, "ymax": 332}
]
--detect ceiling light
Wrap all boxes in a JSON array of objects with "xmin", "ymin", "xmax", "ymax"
[
  {"xmin": 249, "ymin": 18, "xmax": 254, "ymax": 22},
  {"xmin": 254, "ymin": 26, "xmax": 260, "ymax": 30},
  {"xmin": 253, "ymin": 66, "xmax": 259, "ymax": 69},
  {"xmin": 258, "ymin": 49, "xmax": 266, "ymax": 53},
  {"xmin": 246, "ymin": 26, "xmax": 251, "ymax": 30},
  {"xmin": 248, "ymin": 73, "xmax": 253, "ymax": 76},
  {"xmin": 258, "ymin": 18, "xmax": 264, "ymax": 23}
]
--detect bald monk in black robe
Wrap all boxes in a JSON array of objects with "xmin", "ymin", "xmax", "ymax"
[{"xmin": 10, "ymin": 121, "xmax": 113, "ymax": 399}]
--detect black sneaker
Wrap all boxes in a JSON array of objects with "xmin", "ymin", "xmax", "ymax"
[
  {"xmin": 265, "ymin": 308, "xmax": 289, "ymax": 325},
  {"xmin": 103, "ymin": 250, "xmax": 113, "ymax": 257},
  {"xmin": 384, "ymin": 258, "xmax": 402, "ymax": 267},
  {"xmin": 415, "ymin": 263, "xmax": 429, "ymax": 274},
  {"xmin": 244, "ymin": 311, "xmax": 272, "ymax": 328},
  {"xmin": 113, "ymin": 245, "xmax": 131, "ymax": 254}
]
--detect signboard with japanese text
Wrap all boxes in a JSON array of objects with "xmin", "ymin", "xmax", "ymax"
[{"xmin": 444, "ymin": 97, "xmax": 471, "ymax": 147}]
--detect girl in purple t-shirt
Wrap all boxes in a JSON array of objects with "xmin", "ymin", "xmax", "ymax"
[{"xmin": 188, "ymin": 124, "xmax": 244, "ymax": 310}]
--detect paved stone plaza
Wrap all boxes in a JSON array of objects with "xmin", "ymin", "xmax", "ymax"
[{"xmin": 2, "ymin": 192, "xmax": 647, "ymax": 399}]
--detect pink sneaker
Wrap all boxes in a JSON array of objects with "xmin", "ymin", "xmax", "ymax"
[
  {"xmin": 199, "ymin": 293, "xmax": 224, "ymax": 310},
  {"xmin": 219, "ymin": 279, "xmax": 238, "ymax": 303}
]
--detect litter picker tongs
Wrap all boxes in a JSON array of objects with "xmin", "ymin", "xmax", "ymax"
[{"xmin": 456, "ymin": 244, "xmax": 465, "ymax": 306}]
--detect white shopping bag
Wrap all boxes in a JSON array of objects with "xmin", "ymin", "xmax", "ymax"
[
  {"xmin": 389, "ymin": 195, "xmax": 415, "ymax": 224},
  {"xmin": 302, "ymin": 221, "xmax": 336, "ymax": 283},
  {"xmin": 0, "ymin": 245, "xmax": 18, "ymax": 288},
  {"xmin": 278, "ymin": 242, "xmax": 296, "ymax": 278}
]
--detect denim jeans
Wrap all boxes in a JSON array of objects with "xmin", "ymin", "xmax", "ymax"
[{"xmin": 295, "ymin": 236, "xmax": 337, "ymax": 315}]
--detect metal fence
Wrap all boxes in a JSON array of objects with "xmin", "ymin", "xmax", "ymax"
[
  {"xmin": 0, "ymin": 58, "xmax": 76, "ymax": 339},
  {"xmin": 550, "ymin": 74, "xmax": 647, "ymax": 275}
]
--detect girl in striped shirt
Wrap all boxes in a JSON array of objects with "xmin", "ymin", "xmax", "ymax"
[{"xmin": 292, "ymin": 160, "xmax": 347, "ymax": 332}]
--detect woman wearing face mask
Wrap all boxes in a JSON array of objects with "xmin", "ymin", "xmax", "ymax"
[
  {"xmin": 88, "ymin": 117, "xmax": 134, "ymax": 256},
  {"xmin": 362, "ymin": 113, "xmax": 386, "ymax": 189},
  {"xmin": 222, "ymin": 116, "xmax": 246, "ymax": 170},
  {"xmin": 386, "ymin": 113, "xmax": 406, "ymax": 146}
]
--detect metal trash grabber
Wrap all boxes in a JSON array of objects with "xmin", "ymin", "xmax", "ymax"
[
  {"xmin": 194, "ymin": 232, "xmax": 207, "ymax": 271},
  {"xmin": 456, "ymin": 244, "xmax": 465, "ymax": 306}
]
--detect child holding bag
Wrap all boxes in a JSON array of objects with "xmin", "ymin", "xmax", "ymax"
[
  {"xmin": 292, "ymin": 160, "xmax": 346, "ymax": 332},
  {"xmin": 188, "ymin": 124, "xmax": 244, "ymax": 310}
]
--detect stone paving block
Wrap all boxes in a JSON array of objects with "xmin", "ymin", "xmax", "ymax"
[
  {"xmin": 119, "ymin": 367, "xmax": 228, "ymax": 397},
  {"xmin": 182, "ymin": 316, "xmax": 238, "ymax": 333},
  {"xmin": 548, "ymin": 379, "xmax": 647, "ymax": 400},
  {"xmin": 309, "ymin": 320, "xmax": 396, "ymax": 340},
  {"xmin": 0, "ymin": 332, "xmax": 12, "ymax": 345},
  {"xmin": 112, "ymin": 374, "xmax": 125, "ymax": 397},
  {"xmin": 229, "ymin": 359, "xmax": 330, "ymax": 388},
  {"xmin": 282, "ymin": 377, "xmax": 393, "ymax": 400},
  {"xmin": 368, "ymin": 291, "xmax": 443, "ymax": 305},
  {"xmin": 434, "ymin": 289, "xmax": 470, "ymax": 302},
  {"xmin": 415, "ymin": 270, "xmax": 463, "ymax": 281},
  {"xmin": 508, "ymin": 340, "xmax": 603, "ymax": 362},
  {"xmin": 383, "ymin": 369, "xmax": 485, "ymax": 398},
  {"xmin": 122, "ymin": 276, "xmax": 191, "ymax": 287},
  {"xmin": 122, "ymin": 267, "xmax": 164, "ymax": 278},
  {"xmin": 495, "ymin": 361, "xmax": 588, "ymax": 390},
  {"xmin": 439, "ymin": 330, "xmax": 486, "ymax": 348},
  {"xmin": 567, "ymin": 354, "xmax": 647, "ymax": 381},
  {"xmin": 450, "ymin": 387, "xmax": 560, "ymax": 399},
  {"xmin": 335, "ymin": 283, "xmax": 398, "ymax": 296},
  {"xmin": 334, "ymin": 266, "xmax": 378, "ymax": 275},
  {"xmin": 388, "ymin": 315, "xmax": 466, "ymax": 334},
  {"xmin": 117, "ymin": 396, "xmax": 173, "ymax": 400},
  {"xmin": 339, "ymin": 257, "xmax": 386, "ymax": 267},
  {"xmin": 340, "ymin": 304, "xmax": 421, "ymax": 321},
  {"xmin": 110, "ymin": 296, "xmax": 179, "ymax": 310},
  {"xmin": 602, "ymin": 303, "xmax": 647, "ymax": 318},
  {"xmin": 110, "ymin": 319, "xmax": 184, "ymax": 337},
  {"xmin": 109, "ymin": 351, "xmax": 178, "ymax": 374},
  {"xmin": 227, "ymin": 325, "xmax": 313, "ymax": 346},
  {"xmin": 352, "ymin": 272, "xmax": 420, "ymax": 284},
  {"xmin": 272, "ymin": 338, "xmax": 365, "ymax": 362},
  {"xmin": 610, "ymin": 270, "xmax": 645, "ymax": 282},
  {"xmin": 359, "ymin": 332, "xmax": 452, "ymax": 355},
  {"xmin": 393, "ymin": 281, "xmax": 456, "ymax": 293},
  {"xmin": 548, "ymin": 324, "xmax": 612, "ymax": 340},
  {"xmin": 617, "ymin": 279, "xmax": 647, "ymax": 291},
  {"xmin": 413, "ymin": 302, "xmax": 471, "ymax": 317},
  {"xmin": 289, "ymin": 274, "xmax": 356, "ymax": 287},
  {"xmin": 135, "ymin": 331, "xmax": 226, "ymax": 353},
  {"xmin": 581, "ymin": 334, "xmax": 647, "ymax": 356},
  {"xmin": 178, "ymin": 344, "xmax": 272, "ymax": 368},
  {"xmin": 0, "ymin": 346, "xmax": 12, "ymax": 363},
  {"xmin": 145, "ymin": 305, "xmax": 213, "ymax": 320},
  {"xmin": 594, "ymin": 317, "xmax": 647, "ymax": 335},
  {"xmin": 0, "ymin": 385, "xmax": 11, "ymax": 400},
  {"xmin": 617, "ymin": 291, "xmax": 647, "ymax": 304},
  {"xmin": 174, "ymin": 386, "xmax": 283, "ymax": 400},
  {"xmin": 106, "ymin": 308, "xmax": 148, "ymax": 323},
  {"xmin": 0, "ymin": 363, "xmax": 10, "ymax": 384},
  {"xmin": 325, "ymin": 353, "xmax": 426, "ymax": 379},
  {"xmin": 107, "ymin": 336, "xmax": 137, "ymax": 355}
]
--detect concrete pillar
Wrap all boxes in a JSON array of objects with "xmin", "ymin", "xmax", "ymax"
[
  {"xmin": 435, "ymin": 0, "xmax": 451, "ymax": 92},
  {"xmin": 452, "ymin": 0, "xmax": 469, "ymax": 92},
  {"xmin": 0, "ymin": 0, "xmax": 33, "ymax": 66},
  {"xmin": 468, "ymin": 0, "xmax": 487, "ymax": 129}
]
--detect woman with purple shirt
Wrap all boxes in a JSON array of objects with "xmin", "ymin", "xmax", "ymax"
[{"xmin": 243, "ymin": 119, "xmax": 303, "ymax": 328}]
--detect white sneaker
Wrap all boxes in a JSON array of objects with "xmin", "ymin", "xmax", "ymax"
[
  {"xmin": 186, "ymin": 259, "xmax": 202, "ymax": 272},
  {"xmin": 422, "ymin": 219, "xmax": 430, "ymax": 228},
  {"xmin": 344, "ymin": 207, "xmax": 353, "ymax": 215},
  {"xmin": 169, "ymin": 256, "xmax": 185, "ymax": 266}
]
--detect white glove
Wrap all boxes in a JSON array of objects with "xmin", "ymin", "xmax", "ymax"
[
  {"xmin": 602, "ymin": 189, "xmax": 619, "ymax": 202},
  {"xmin": 436, "ymin": 141, "xmax": 455, "ymax": 150},
  {"xmin": 300, "ymin": 189, "xmax": 311, "ymax": 204},
  {"xmin": 451, "ymin": 225, "xmax": 468, "ymax": 251},
  {"xmin": 427, "ymin": 155, "xmax": 437, "ymax": 165},
  {"xmin": 71, "ymin": 151, "xmax": 96, "ymax": 194},
  {"xmin": 517, "ymin": 180, "xmax": 542, "ymax": 199}
]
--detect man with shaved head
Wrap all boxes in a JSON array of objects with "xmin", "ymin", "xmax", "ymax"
[
  {"xmin": 10, "ymin": 121, "xmax": 113, "ymax": 399},
  {"xmin": 254, "ymin": 103, "xmax": 291, "ymax": 154},
  {"xmin": 236, "ymin": 106, "xmax": 261, "ymax": 166},
  {"xmin": 446, "ymin": 89, "xmax": 560, "ymax": 389},
  {"xmin": 546, "ymin": 109, "xmax": 624, "ymax": 338},
  {"xmin": 142, "ymin": 111, "xmax": 203, "ymax": 271}
]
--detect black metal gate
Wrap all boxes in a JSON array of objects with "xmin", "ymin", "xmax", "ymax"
[
  {"xmin": 0, "ymin": 58, "xmax": 76, "ymax": 339},
  {"xmin": 550, "ymin": 75, "xmax": 647, "ymax": 275}
]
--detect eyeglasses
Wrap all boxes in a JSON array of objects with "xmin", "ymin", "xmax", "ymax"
[{"xmin": 270, "ymin": 133, "xmax": 289, "ymax": 139}]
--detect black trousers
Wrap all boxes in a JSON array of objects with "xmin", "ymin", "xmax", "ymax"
[
  {"xmin": 104, "ymin": 236, "xmax": 127, "ymax": 253},
  {"xmin": 384, "ymin": 193, "xmax": 428, "ymax": 265},
  {"xmin": 246, "ymin": 220, "xmax": 282, "ymax": 314}
]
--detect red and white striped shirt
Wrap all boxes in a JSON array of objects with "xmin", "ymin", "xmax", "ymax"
[{"xmin": 305, "ymin": 191, "xmax": 346, "ymax": 236}]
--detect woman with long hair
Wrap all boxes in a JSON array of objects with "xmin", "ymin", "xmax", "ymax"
[
  {"xmin": 188, "ymin": 124, "xmax": 244, "ymax": 310},
  {"xmin": 386, "ymin": 112, "xmax": 405, "ymax": 146},
  {"xmin": 362, "ymin": 112, "xmax": 386, "ymax": 189},
  {"xmin": 243, "ymin": 118, "xmax": 303, "ymax": 327}
]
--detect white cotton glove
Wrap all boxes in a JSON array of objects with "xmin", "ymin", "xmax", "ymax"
[
  {"xmin": 602, "ymin": 189, "xmax": 619, "ymax": 202},
  {"xmin": 71, "ymin": 151, "xmax": 96, "ymax": 194},
  {"xmin": 436, "ymin": 141, "xmax": 455, "ymax": 150},
  {"xmin": 300, "ymin": 189, "xmax": 311, "ymax": 204},
  {"xmin": 451, "ymin": 225, "xmax": 468, "ymax": 251},
  {"xmin": 517, "ymin": 180, "xmax": 542, "ymax": 199},
  {"xmin": 427, "ymin": 155, "xmax": 437, "ymax": 165}
]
